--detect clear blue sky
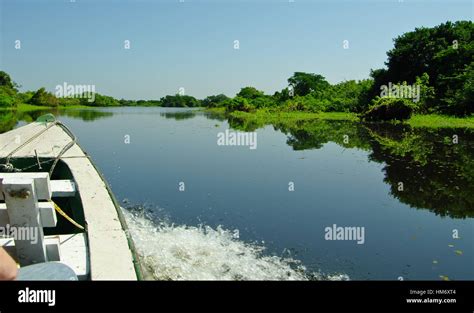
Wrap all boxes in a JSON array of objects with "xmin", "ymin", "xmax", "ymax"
[{"xmin": 0, "ymin": 0, "xmax": 472, "ymax": 100}]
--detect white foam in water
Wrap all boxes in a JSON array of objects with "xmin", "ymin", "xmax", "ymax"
[{"xmin": 122, "ymin": 208, "xmax": 349, "ymax": 281}]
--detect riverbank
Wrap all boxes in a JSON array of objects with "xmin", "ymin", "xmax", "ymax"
[
  {"xmin": 407, "ymin": 114, "xmax": 474, "ymax": 129},
  {"xmin": 0, "ymin": 103, "xmax": 93, "ymax": 112},
  {"xmin": 205, "ymin": 108, "xmax": 474, "ymax": 129}
]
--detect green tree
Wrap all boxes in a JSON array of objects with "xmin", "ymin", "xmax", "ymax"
[
  {"xmin": 160, "ymin": 94, "xmax": 200, "ymax": 107},
  {"xmin": 273, "ymin": 88, "xmax": 293, "ymax": 103},
  {"xmin": 323, "ymin": 79, "xmax": 374, "ymax": 112},
  {"xmin": 29, "ymin": 88, "xmax": 59, "ymax": 107},
  {"xmin": 444, "ymin": 61, "xmax": 474, "ymax": 115},
  {"xmin": 0, "ymin": 86, "xmax": 17, "ymax": 107},
  {"xmin": 201, "ymin": 94, "xmax": 229, "ymax": 107},
  {"xmin": 236, "ymin": 87, "xmax": 265, "ymax": 99},
  {"xmin": 80, "ymin": 93, "xmax": 119, "ymax": 106},
  {"xmin": 372, "ymin": 21, "xmax": 473, "ymax": 115},
  {"xmin": 0, "ymin": 71, "xmax": 17, "ymax": 90},
  {"xmin": 361, "ymin": 97, "xmax": 415, "ymax": 121},
  {"xmin": 224, "ymin": 97, "xmax": 254, "ymax": 113},
  {"xmin": 0, "ymin": 71, "xmax": 20, "ymax": 107},
  {"xmin": 413, "ymin": 73, "xmax": 436, "ymax": 113},
  {"xmin": 288, "ymin": 72, "xmax": 330, "ymax": 96}
]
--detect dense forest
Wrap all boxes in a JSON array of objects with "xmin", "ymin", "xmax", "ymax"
[{"xmin": 1, "ymin": 21, "xmax": 472, "ymax": 121}]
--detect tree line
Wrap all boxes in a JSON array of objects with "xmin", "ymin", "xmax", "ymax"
[{"xmin": 1, "ymin": 21, "xmax": 472, "ymax": 120}]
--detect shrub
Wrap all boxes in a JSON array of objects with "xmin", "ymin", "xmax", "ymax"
[
  {"xmin": 361, "ymin": 97, "xmax": 414, "ymax": 121},
  {"xmin": 281, "ymin": 96, "xmax": 324, "ymax": 113},
  {"xmin": 236, "ymin": 87, "xmax": 265, "ymax": 99},
  {"xmin": 29, "ymin": 88, "xmax": 59, "ymax": 107},
  {"xmin": 414, "ymin": 73, "xmax": 436, "ymax": 114},
  {"xmin": 443, "ymin": 62, "xmax": 474, "ymax": 116},
  {"xmin": 160, "ymin": 94, "xmax": 200, "ymax": 107},
  {"xmin": 224, "ymin": 97, "xmax": 255, "ymax": 113},
  {"xmin": 249, "ymin": 96, "xmax": 275, "ymax": 108},
  {"xmin": 0, "ymin": 86, "xmax": 17, "ymax": 107},
  {"xmin": 201, "ymin": 94, "xmax": 229, "ymax": 107}
]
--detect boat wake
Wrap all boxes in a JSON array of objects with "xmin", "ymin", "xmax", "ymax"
[{"xmin": 122, "ymin": 206, "xmax": 349, "ymax": 281}]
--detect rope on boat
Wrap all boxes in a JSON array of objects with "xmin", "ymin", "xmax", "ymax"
[
  {"xmin": 0, "ymin": 115, "xmax": 85, "ymax": 231},
  {"xmin": 48, "ymin": 121, "xmax": 77, "ymax": 177},
  {"xmin": 53, "ymin": 201, "xmax": 85, "ymax": 231},
  {"xmin": 0, "ymin": 121, "xmax": 58, "ymax": 173},
  {"xmin": 4, "ymin": 121, "xmax": 57, "ymax": 166},
  {"xmin": 0, "ymin": 115, "xmax": 77, "ymax": 176}
]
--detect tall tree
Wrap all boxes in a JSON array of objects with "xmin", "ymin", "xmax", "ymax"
[
  {"xmin": 29, "ymin": 88, "xmax": 59, "ymax": 107},
  {"xmin": 0, "ymin": 71, "xmax": 18, "ymax": 90},
  {"xmin": 288, "ymin": 72, "xmax": 330, "ymax": 96},
  {"xmin": 236, "ymin": 87, "xmax": 264, "ymax": 99},
  {"xmin": 373, "ymin": 21, "xmax": 473, "ymax": 115}
]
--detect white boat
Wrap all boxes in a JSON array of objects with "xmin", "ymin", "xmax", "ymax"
[{"xmin": 0, "ymin": 114, "xmax": 142, "ymax": 280}]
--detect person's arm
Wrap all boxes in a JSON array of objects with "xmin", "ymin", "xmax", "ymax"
[{"xmin": 0, "ymin": 248, "xmax": 17, "ymax": 280}]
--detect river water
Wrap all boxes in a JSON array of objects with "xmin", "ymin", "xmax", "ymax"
[{"xmin": 2, "ymin": 107, "xmax": 473, "ymax": 280}]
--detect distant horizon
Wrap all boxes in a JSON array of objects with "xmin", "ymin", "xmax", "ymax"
[{"xmin": 1, "ymin": 0, "xmax": 472, "ymax": 100}]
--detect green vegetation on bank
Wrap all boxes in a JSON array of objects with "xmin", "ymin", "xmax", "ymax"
[
  {"xmin": 407, "ymin": 114, "xmax": 474, "ymax": 128},
  {"xmin": 218, "ymin": 108, "xmax": 474, "ymax": 129},
  {"xmin": 0, "ymin": 103, "xmax": 92, "ymax": 112},
  {"xmin": 1, "ymin": 21, "xmax": 472, "ymax": 126},
  {"xmin": 209, "ymin": 107, "xmax": 357, "ymax": 121}
]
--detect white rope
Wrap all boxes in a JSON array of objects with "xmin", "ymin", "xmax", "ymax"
[{"xmin": 0, "ymin": 117, "xmax": 77, "ymax": 175}]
